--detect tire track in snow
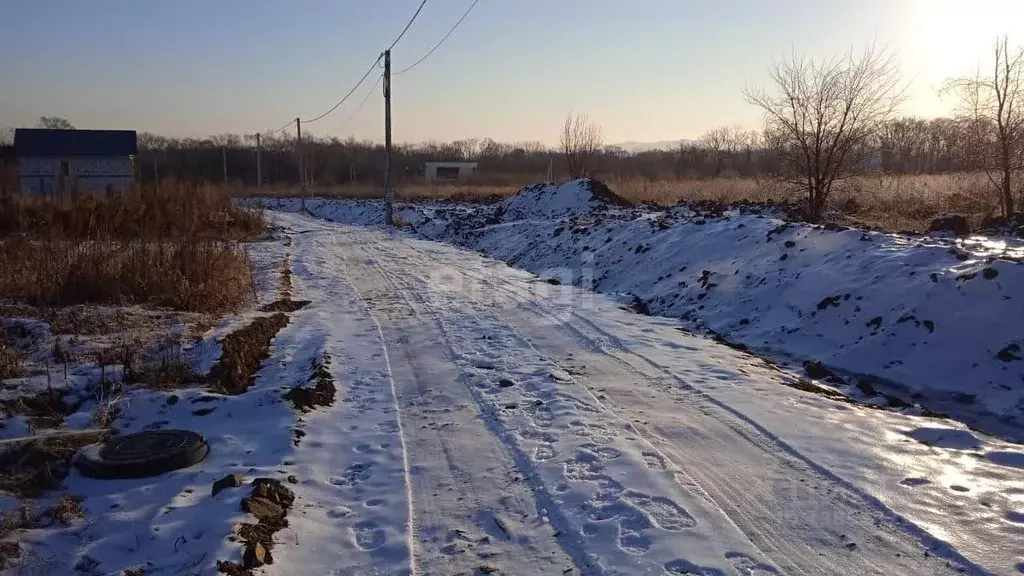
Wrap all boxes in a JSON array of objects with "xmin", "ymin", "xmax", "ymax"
[
  {"xmin": 345, "ymin": 233, "xmax": 578, "ymax": 575},
  {"xmin": 388, "ymin": 232, "xmax": 984, "ymax": 576},
  {"xmin": 266, "ymin": 217, "xmax": 418, "ymax": 576},
  {"xmin": 361, "ymin": 233, "xmax": 778, "ymax": 575},
  {"xmin": 329, "ymin": 237, "xmax": 420, "ymax": 576}
]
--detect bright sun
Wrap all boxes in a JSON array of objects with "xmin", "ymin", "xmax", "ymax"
[{"xmin": 908, "ymin": 0, "xmax": 1024, "ymax": 81}]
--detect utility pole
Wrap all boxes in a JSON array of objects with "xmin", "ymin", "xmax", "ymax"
[
  {"xmin": 154, "ymin": 155, "xmax": 159, "ymax": 184},
  {"xmin": 296, "ymin": 117, "xmax": 306, "ymax": 200},
  {"xmin": 255, "ymin": 133, "xmax": 262, "ymax": 188},
  {"xmin": 383, "ymin": 49, "xmax": 395, "ymax": 226},
  {"xmin": 222, "ymin": 146, "xmax": 228, "ymax": 186}
]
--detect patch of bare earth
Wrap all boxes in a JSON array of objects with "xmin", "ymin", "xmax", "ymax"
[
  {"xmin": 284, "ymin": 353, "xmax": 336, "ymax": 413},
  {"xmin": 258, "ymin": 299, "xmax": 310, "ymax": 313},
  {"xmin": 207, "ymin": 313, "xmax": 290, "ymax": 395}
]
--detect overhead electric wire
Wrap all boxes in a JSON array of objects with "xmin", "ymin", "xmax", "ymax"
[
  {"xmin": 395, "ymin": 0, "xmax": 480, "ymax": 75},
  {"xmin": 344, "ymin": 72, "xmax": 384, "ymax": 124},
  {"xmin": 388, "ymin": 0, "xmax": 428, "ymax": 50},
  {"xmin": 300, "ymin": 55, "xmax": 383, "ymax": 125},
  {"xmin": 259, "ymin": 0, "xmax": 432, "ymax": 131},
  {"xmin": 262, "ymin": 118, "xmax": 295, "ymax": 137}
]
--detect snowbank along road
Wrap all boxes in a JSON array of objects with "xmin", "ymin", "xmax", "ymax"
[{"xmin": 261, "ymin": 210, "xmax": 1021, "ymax": 576}]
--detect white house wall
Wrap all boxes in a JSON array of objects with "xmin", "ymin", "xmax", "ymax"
[{"xmin": 19, "ymin": 156, "xmax": 133, "ymax": 194}]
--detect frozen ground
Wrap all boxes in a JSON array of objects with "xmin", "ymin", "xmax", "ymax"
[
  {"xmin": 1, "ymin": 181, "xmax": 1021, "ymax": 575},
  {"xmin": 267, "ymin": 211, "xmax": 1021, "ymax": 575},
  {"xmin": 254, "ymin": 183, "xmax": 1024, "ymax": 440}
]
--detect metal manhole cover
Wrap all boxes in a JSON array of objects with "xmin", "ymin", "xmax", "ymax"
[{"xmin": 77, "ymin": 429, "xmax": 209, "ymax": 479}]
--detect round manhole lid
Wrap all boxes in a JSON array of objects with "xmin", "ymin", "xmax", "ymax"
[{"xmin": 77, "ymin": 429, "xmax": 209, "ymax": 479}]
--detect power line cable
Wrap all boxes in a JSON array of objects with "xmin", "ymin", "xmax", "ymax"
[
  {"xmin": 396, "ymin": 0, "xmax": 480, "ymax": 75},
  {"xmin": 264, "ymin": 0, "xmax": 427, "ymax": 130},
  {"xmin": 300, "ymin": 55, "xmax": 383, "ymax": 125},
  {"xmin": 262, "ymin": 118, "xmax": 295, "ymax": 136},
  {"xmin": 388, "ymin": 0, "xmax": 428, "ymax": 50},
  {"xmin": 344, "ymin": 72, "xmax": 384, "ymax": 124}
]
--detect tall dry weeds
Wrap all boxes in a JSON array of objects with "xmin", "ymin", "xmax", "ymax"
[
  {"xmin": 0, "ymin": 238, "xmax": 252, "ymax": 313},
  {"xmin": 0, "ymin": 184, "xmax": 261, "ymax": 313},
  {"xmin": 0, "ymin": 183, "xmax": 265, "ymax": 241}
]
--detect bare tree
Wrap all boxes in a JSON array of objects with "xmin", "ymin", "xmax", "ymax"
[
  {"xmin": 561, "ymin": 112, "xmax": 603, "ymax": 179},
  {"xmin": 744, "ymin": 44, "xmax": 904, "ymax": 220},
  {"xmin": 943, "ymin": 36, "xmax": 1024, "ymax": 215},
  {"xmin": 37, "ymin": 116, "xmax": 75, "ymax": 130},
  {"xmin": 0, "ymin": 127, "xmax": 13, "ymax": 145},
  {"xmin": 699, "ymin": 125, "xmax": 753, "ymax": 176}
]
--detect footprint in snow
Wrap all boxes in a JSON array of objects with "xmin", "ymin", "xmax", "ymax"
[
  {"xmin": 899, "ymin": 477, "xmax": 930, "ymax": 487},
  {"xmin": 642, "ymin": 451, "xmax": 669, "ymax": 471},
  {"xmin": 327, "ymin": 506, "xmax": 353, "ymax": 518},
  {"xmin": 330, "ymin": 462, "xmax": 374, "ymax": 487},
  {"xmin": 1005, "ymin": 511, "xmax": 1024, "ymax": 524},
  {"xmin": 618, "ymin": 529, "xmax": 653, "ymax": 555},
  {"xmin": 663, "ymin": 558, "xmax": 724, "ymax": 575},
  {"xmin": 725, "ymin": 552, "xmax": 780, "ymax": 575},
  {"xmin": 986, "ymin": 451, "xmax": 1024, "ymax": 469},
  {"xmin": 354, "ymin": 443, "xmax": 380, "ymax": 454},
  {"xmin": 622, "ymin": 491, "xmax": 697, "ymax": 531},
  {"xmin": 375, "ymin": 420, "xmax": 400, "ymax": 434},
  {"xmin": 533, "ymin": 445, "xmax": 557, "ymax": 461},
  {"xmin": 579, "ymin": 443, "xmax": 622, "ymax": 460},
  {"xmin": 351, "ymin": 520, "xmax": 387, "ymax": 550},
  {"xmin": 586, "ymin": 500, "xmax": 654, "ymax": 555}
]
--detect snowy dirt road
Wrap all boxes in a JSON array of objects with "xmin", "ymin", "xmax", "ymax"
[{"xmin": 269, "ymin": 211, "xmax": 1021, "ymax": 576}]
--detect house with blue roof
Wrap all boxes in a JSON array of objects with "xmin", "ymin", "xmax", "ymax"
[{"xmin": 13, "ymin": 128, "xmax": 137, "ymax": 194}]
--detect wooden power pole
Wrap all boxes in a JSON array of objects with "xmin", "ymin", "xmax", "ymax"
[
  {"xmin": 255, "ymin": 133, "xmax": 262, "ymax": 188},
  {"xmin": 222, "ymin": 147, "xmax": 228, "ymax": 186},
  {"xmin": 383, "ymin": 49, "xmax": 394, "ymax": 226},
  {"xmin": 295, "ymin": 118, "xmax": 303, "ymax": 191}
]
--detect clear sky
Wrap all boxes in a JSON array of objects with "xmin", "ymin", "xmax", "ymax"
[{"xmin": 3, "ymin": 0, "xmax": 1024, "ymax": 145}]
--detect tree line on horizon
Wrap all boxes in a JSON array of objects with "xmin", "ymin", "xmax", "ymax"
[
  {"xmin": 0, "ymin": 114, "xmax": 996, "ymax": 187},
  {"xmin": 3, "ymin": 36, "xmax": 1022, "ymax": 218}
]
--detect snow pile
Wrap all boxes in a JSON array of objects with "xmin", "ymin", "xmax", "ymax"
[
  {"xmin": 250, "ymin": 182, "xmax": 1024, "ymax": 433},
  {"xmin": 496, "ymin": 179, "xmax": 631, "ymax": 222},
  {"xmin": 462, "ymin": 210, "xmax": 1024, "ymax": 431}
]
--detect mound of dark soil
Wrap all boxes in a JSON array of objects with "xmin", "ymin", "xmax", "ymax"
[{"xmin": 584, "ymin": 178, "xmax": 632, "ymax": 207}]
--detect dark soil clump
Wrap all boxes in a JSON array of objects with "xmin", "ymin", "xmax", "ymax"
[
  {"xmin": 208, "ymin": 313, "xmax": 290, "ymax": 395},
  {"xmin": 259, "ymin": 299, "xmax": 311, "ymax": 313}
]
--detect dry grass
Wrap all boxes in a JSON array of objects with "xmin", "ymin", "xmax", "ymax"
[
  {"xmin": 0, "ymin": 431, "xmax": 108, "ymax": 498},
  {"xmin": 241, "ymin": 172, "xmax": 999, "ymax": 232},
  {"xmin": 0, "ymin": 184, "xmax": 263, "ymax": 314},
  {"xmin": 0, "ymin": 238, "xmax": 253, "ymax": 313},
  {"xmin": 0, "ymin": 333, "xmax": 22, "ymax": 380},
  {"xmin": 0, "ymin": 183, "xmax": 266, "ymax": 241},
  {"xmin": 592, "ymin": 173, "xmax": 1001, "ymax": 232},
  {"xmin": 244, "ymin": 182, "xmax": 517, "ymax": 203}
]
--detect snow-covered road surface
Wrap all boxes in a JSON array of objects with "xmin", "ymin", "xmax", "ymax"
[{"xmin": 269, "ymin": 211, "xmax": 1021, "ymax": 576}]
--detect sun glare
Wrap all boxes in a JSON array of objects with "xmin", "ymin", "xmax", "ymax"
[{"xmin": 908, "ymin": 0, "xmax": 1024, "ymax": 80}]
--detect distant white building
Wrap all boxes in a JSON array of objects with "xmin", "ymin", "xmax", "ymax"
[
  {"xmin": 424, "ymin": 161, "xmax": 477, "ymax": 183},
  {"xmin": 14, "ymin": 128, "xmax": 137, "ymax": 195}
]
